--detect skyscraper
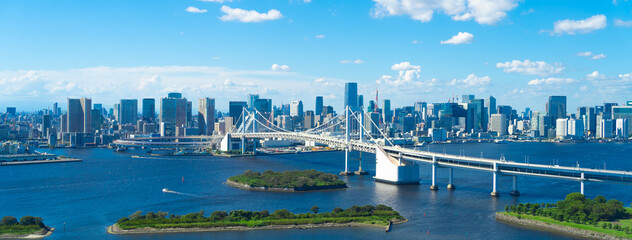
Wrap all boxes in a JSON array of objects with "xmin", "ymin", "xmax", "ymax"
[
  {"xmin": 248, "ymin": 94, "xmax": 259, "ymax": 108},
  {"xmin": 198, "ymin": 98, "xmax": 215, "ymax": 135},
  {"xmin": 119, "ymin": 99, "xmax": 138, "ymax": 125},
  {"xmin": 160, "ymin": 93, "xmax": 187, "ymax": 127},
  {"xmin": 357, "ymin": 95, "xmax": 364, "ymax": 110},
  {"xmin": 546, "ymin": 96, "xmax": 567, "ymax": 122},
  {"xmin": 461, "ymin": 95, "xmax": 475, "ymax": 104},
  {"xmin": 290, "ymin": 100, "xmax": 304, "ymax": 117},
  {"xmin": 344, "ymin": 82, "xmax": 358, "ymax": 112},
  {"xmin": 486, "ymin": 96, "xmax": 496, "ymax": 116},
  {"xmin": 612, "ymin": 106, "xmax": 632, "ymax": 137},
  {"xmin": 53, "ymin": 102, "xmax": 58, "ymax": 115},
  {"xmin": 315, "ymin": 96, "xmax": 323, "ymax": 116},
  {"xmin": 142, "ymin": 98, "xmax": 155, "ymax": 122},
  {"xmin": 67, "ymin": 98, "xmax": 91, "ymax": 133},
  {"xmin": 382, "ymin": 99, "xmax": 391, "ymax": 123},
  {"xmin": 228, "ymin": 101, "xmax": 247, "ymax": 124},
  {"xmin": 490, "ymin": 114, "xmax": 507, "ymax": 136}
]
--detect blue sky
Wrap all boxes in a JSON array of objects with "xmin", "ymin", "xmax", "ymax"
[{"xmin": 0, "ymin": 0, "xmax": 631, "ymax": 113}]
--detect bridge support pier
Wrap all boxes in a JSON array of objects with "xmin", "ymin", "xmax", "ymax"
[
  {"xmin": 430, "ymin": 156, "xmax": 438, "ymax": 190},
  {"xmin": 491, "ymin": 163, "xmax": 499, "ymax": 197},
  {"xmin": 340, "ymin": 148, "xmax": 355, "ymax": 176},
  {"xmin": 580, "ymin": 172, "xmax": 585, "ymax": 195},
  {"xmin": 510, "ymin": 176, "xmax": 520, "ymax": 196},
  {"xmin": 447, "ymin": 168, "xmax": 455, "ymax": 190},
  {"xmin": 241, "ymin": 137, "xmax": 245, "ymax": 155}
]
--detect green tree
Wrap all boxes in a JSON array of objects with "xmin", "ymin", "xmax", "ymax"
[
  {"xmin": 1, "ymin": 216, "xmax": 18, "ymax": 226},
  {"xmin": 19, "ymin": 216, "xmax": 36, "ymax": 226},
  {"xmin": 311, "ymin": 206, "xmax": 319, "ymax": 214},
  {"xmin": 129, "ymin": 210, "xmax": 143, "ymax": 220}
]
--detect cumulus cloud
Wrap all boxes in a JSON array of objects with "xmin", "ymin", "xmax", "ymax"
[
  {"xmin": 496, "ymin": 59, "xmax": 564, "ymax": 77},
  {"xmin": 586, "ymin": 71, "xmax": 606, "ymax": 80},
  {"xmin": 527, "ymin": 77, "xmax": 576, "ymax": 86},
  {"xmin": 576, "ymin": 51, "xmax": 592, "ymax": 57},
  {"xmin": 449, "ymin": 73, "xmax": 491, "ymax": 87},
  {"xmin": 340, "ymin": 59, "xmax": 364, "ymax": 64},
  {"xmin": 371, "ymin": 0, "xmax": 518, "ymax": 25},
  {"xmin": 551, "ymin": 14, "xmax": 607, "ymax": 35},
  {"xmin": 592, "ymin": 53, "xmax": 606, "ymax": 60},
  {"xmin": 186, "ymin": 6, "xmax": 207, "ymax": 13},
  {"xmin": 271, "ymin": 64, "xmax": 291, "ymax": 71},
  {"xmin": 615, "ymin": 19, "xmax": 632, "ymax": 27},
  {"xmin": 441, "ymin": 32, "xmax": 474, "ymax": 45},
  {"xmin": 219, "ymin": 5, "xmax": 282, "ymax": 23},
  {"xmin": 376, "ymin": 62, "xmax": 438, "ymax": 94},
  {"xmin": 576, "ymin": 51, "xmax": 606, "ymax": 60}
]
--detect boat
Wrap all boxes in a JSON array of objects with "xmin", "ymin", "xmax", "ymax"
[
  {"xmin": 162, "ymin": 188, "xmax": 170, "ymax": 193},
  {"xmin": 494, "ymin": 139, "xmax": 509, "ymax": 144},
  {"xmin": 131, "ymin": 155, "xmax": 140, "ymax": 158}
]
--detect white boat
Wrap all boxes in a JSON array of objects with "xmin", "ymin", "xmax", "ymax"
[{"xmin": 162, "ymin": 188, "xmax": 170, "ymax": 193}]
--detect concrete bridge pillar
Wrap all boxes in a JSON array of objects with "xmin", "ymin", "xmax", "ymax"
[
  {"xmin": 580, "ymin": 172, "xmax": 585, "ymax": 195},
  {"xmin": 491, "ymin": 162, "xmax": 499, "ymax": 197},
  {"xmin": 447, "ymin": 168, "xmax": 455, "ymax": 190},
  {"xmin": 510, "ymin": 176, "xmax": 520, "ymax": 196},
  {"xmin": 241, "ymin": 137, "xmax": 245, "ymax": 154},
  {"xmin": 430, "ymin": 156, "xmax": 438, "ymax": 190}
]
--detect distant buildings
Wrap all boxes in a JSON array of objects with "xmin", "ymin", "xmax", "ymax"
[
  {"xmin": 198, "ymin": 98, "xmax": 215, "ymax": 135},
  {"xmin": 67, "ymin": 98, "xmax": 91, "ymax": 133},
  {"xmin": 119, "ymin": 99, "xmax": 138, "ymax": 125},
  {"xmin": 142, "ymin": 98, "xmax": 155, "ymax": 122},
  {"xmin": 344, "ymin": 82, "xmax": 358, "ymax": 112},
  {"xmin": 315, "ymin": 96, "xmax": 323, "ymax": 116},
  {"xmin": 546, "ymin": 96, "xmax": 567, "ymax": 123},
  {"xmin": 290, "ymin": 100, "xmax": 303, "ymax": 117},
  {"xmin": 160, "ymin": 93, "xmax": 187, "ymax": 136}
]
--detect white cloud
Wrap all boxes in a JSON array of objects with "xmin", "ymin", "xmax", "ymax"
[
  {"xmin": 551, "ymin": 14, "xmax": 607, "ymax": 35},
  {"xmin": 591, "ymin": 53, "xmax": 606, "ymax": 60},
  {"xmin": 496, "ymin": 60, "xmax": 564, "ymax": 77},
  {"xmin": 271, "ymin": 64, "xmax": 291, "ymax": 71},
  {"xmin": 586, "ymin": 71, "xmax": 606, "ymax": 80},
  {"xmin": 576, "ymin": 51, "xmax": 592, "ymax": 57},
  {"xmin": 371, "ymin": 0, "xmax": 518, "ymax": 25},
  {"xmin": 449, "ymin": 73, "xmax": 491, "ymax": 87},
  {"xmin": 340, "ymin": 59, "xmax": 364, "ymax": 64},
  {"xmin": 185, "ymin": 6, "xmax": 207, "ymax": 13},
  {"xmin": 441, "ymin": 32, "xmax": 474, "ymax": 45},
  {"xmin": 199, "ymin": 0, "xmax": 232, "ymax": 3},
  {"xmin": 411, "ymin": 40, "xmax": 420, "ymax": 44},
  {"xmin": 527, "ymin": 77, "xmax": 576, "ymax": 86},
  {"xmin": 376, "ymin": 62, "xmax": 434, "ymax": 92},
  {"xmin": 615, "ymin": 19, "xmax": 632, "ymax": 27},
  {"xmin": 219, "ymin": 5, "xmax": 282, "ymax": 23},
  {"xmin": 315, "ymin": 34, "xmax": 325, "ymax": 38}
]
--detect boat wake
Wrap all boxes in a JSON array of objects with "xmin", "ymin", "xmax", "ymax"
[{"xmin": 162, "ymin": 188, "xmax": 202, "ymax": 197}]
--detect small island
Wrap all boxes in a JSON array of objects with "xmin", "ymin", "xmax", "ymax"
[
  {"xmin": 497, "ymin": 192, "xmax": 632, "ymax": 239},
  {"xmin": 0, "ymin": 215, "xmax": 53, "ymax": 239},
  {"xmin": 108, "ymin": 205, "xmax": 407, "ymax": 234},
  {"xmin": 226, "ymin": 169, "xmax": 347, "ymax": 192}
]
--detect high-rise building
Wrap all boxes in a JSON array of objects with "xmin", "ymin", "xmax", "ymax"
[
  {"xmin": 253, "ymin": 98, "xmax": 271, "ymax": 113},
  {"xmin": 344, "ymin": 82, "xmax": 358, "ymax": 112},
  {"xmin": 228, "ymin": 101, "xmax": 247, "ymax": 124},
  {"xmin": 142, "ymin": 98, "xmax": 155, "ymax": 122},
  {"xmin": 490, "ymin": 114, "xmax": 507, "ymax": 136},
  {"xmin": 616, "ymin": 119, "xmax": 629, "ymax": 138},
  {"xmin": 604, "ymin": 103, "xmax": 619, "ymax": 119},
  {"xmin": 530, "ymin": 111, "xmax": 541, "ymax": 132},
  {"xmin": 6, "ymin": 107, "xmax": 16, "ymax": 115},
  {"xmin": 546, "ymin": 96, "xmax": 567, "ymax": 122},
  {"xmin": 315, "ymin": 96, "xmax": 323, "ymax": 116},
  {"xmin": 567, "ymin": 118, "xmax": 584, "ymax": 138},
  {"xmin": 42, "ymin": 114, "xmax": 51, "ymax": 134},
  {"xmin": 168, "ymin": 92, "xmax": 182, "ymax": 98},
  {"xmin": 303, "ymin": 110, "xmax": 314, "ymax": 129},
  {"xmin": 290, "ymin": 100, "xmax": 304, "ymax": 117},
  {"xmin": 539, "ymin": 115, "xmax": 551, "ymax": 138},
  {"xmin": 556, "ymin": 118, "xmax": 568, "ymax": 139},
  {"xmin": 198, "ymin": 98, "xmax": 215, "ymax": 135},
  {"xmin": 160, "ymin": 93, "xmax": 187, "ymax": 128},
  {"xmin": 248, "ymin": 94, "xmax": 260, "ymax": 108},
  {"xmin": 91, "ymin": 109, "xmax": 101, "ymax": 131},
  {"xmin": 612, "ymin": 106, "xmax": 632, "ymax": 137},
  {"xmin": 53, "ymin": 102, "xmax": 59, "ymax": 115},
  {"xmin": 186, "ymin": 101, "xmax": 192, "ymax": 126},
  {"xmin": 461, "ymin": 95, "xmax": 475, "ymax": 104},
  {"xmin": 357, "ymin": 95, "xmax": 364, "ymax": 110},
  {"xmin": 599, "ymin": 119, "xmax": 614, "ymax": 139},
  {"xmin": 364, "ymin": 112, "xmax": 380, "ymax": 137},
  {"xmin": 119, "ymin": 99, "xmax": 138, "ymax": 125},
  {"xmin": 67, "ymin": 98, "xmax": 92, "ymax": 133},
  {"xmin": 486, "ymin": 96, "xmax": 496, "ymax": 116},
  {"xmin": 578, "ymin": 106, "xmax": 596, "ymax": 136},
  {"xmin": 382, "ymin": 99, "xmax": 391, "ymax": 123}
]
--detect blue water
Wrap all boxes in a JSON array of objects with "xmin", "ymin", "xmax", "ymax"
[{"xmin": 1, "ymin": 142, "xmax": 632, "ymax": 239}]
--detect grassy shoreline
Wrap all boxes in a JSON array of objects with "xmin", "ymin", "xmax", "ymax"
[
  {"xmin": 498, "ymin": 212, "xmax": 632, "ymax": 239},
  {"xmin": 227, "ymin": 170, "xmax": 347, "ymax": 191}
]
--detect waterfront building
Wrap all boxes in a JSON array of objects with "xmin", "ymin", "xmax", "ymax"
[
  {"xmin": 556, "ymin": 118, "xmax": 568, "ymax": 139},
  {"xmin": 490, "ymin": 114, "xmax": 507, "ymax": 136},
  {"xmin": 604, "ymin": 103, "xmax": 619, "ymax": 119},
  {"xmin": 567, "ymin": 118, "xmax": 584, "ymax": 138},
  {"xmin": 119, "ymin": 99, "xmax": 138, "ymax": 125},
  {"xmin": 599, "ymin": 118, "xmax": 614, "ymax": 139},
  {"xmin": 248, "ymin": 94, "xmax": 259, "ymax": 108},
  {"xmin": 160, "ymin": 93, "xmax": 187, "ymax": 135},
  {"xmin": 546, "ymin": 96, "xmax": 567, "ymax": 124},
  {"xmin": 228, "ymin": 101, "xmax": 247, "ymax": 124},
  {"xmin": 315, "ymin": 96, "xmax": 323, "ymax": 116},
  {"xmin": 616, "ymin": 119, "xmax": 629, "ymax": 138},
  {"xmin": 198, "ymin": 98, "xmax": 215, "ymax": 135},
  {"xmin": 67, "ymin": 98, "xmax": 91, "ymax": 133},
  {"xmin": 290, "ymin": 100, "xmax": 303, "ymax": 117},
  {"xmin": 612, "ymin": 106, "xmax": 632, "ymax": 137},
  {"xmin": 91, "ymin": 109, "xmax": 101, "ymax": 131},
  {"xmin": 142, "ymin": 98, "xmax": 155, "ymax": 122},
  {"xmin": 344, "ymin": 82, "xmax": 358, "ymax": 112}
]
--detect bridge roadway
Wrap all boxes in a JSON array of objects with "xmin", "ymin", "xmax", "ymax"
[
  {"xmin": 113, "ymin": 136, "xmax": 222, "ymax": 149},
  {"xmin": 234, "ymin": 132, "xmax": 632, "ymax": 185}
]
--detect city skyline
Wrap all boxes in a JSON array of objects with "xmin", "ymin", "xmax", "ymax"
[{"xmin": 1, "ymin": 1, "xmax": 631, "ymax": 112}]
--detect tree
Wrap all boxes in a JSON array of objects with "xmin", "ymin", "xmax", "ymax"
[
  {"xmin": 129, "ymin": 210, "xmax": 143, "ymax": 220},
  {"xmin": 311, "ymin": 206, "xmax": 319, "ymax": 214},
  {"xmin": 332, "ymin": 207, "xmax": 344, "ymax": 214},
  {"xmin": 19, "ymin": 216, "xmax": 36, "ymax": 226},
  {"xmin": 1, "ymin": 216, "xmax": 18, "ymax": 226}
]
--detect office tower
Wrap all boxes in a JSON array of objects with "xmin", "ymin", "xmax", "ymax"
[
  {"xmin": 461, "ymin": 95, "xmax": 475, "ymax": 103},
  {"xmin": 368, "ymin": 100, "xmax": 375, "ymax": 113},
  {"xmin": 119, "ymin": 99, "xmax": 138, "ymax": 125},
  {"xmin": 290, "ymin": 100, "xmax": 304, "ymax": 117},
  {"xmin": 248, "ymin": 94, "xmax": 260, "ymax": 108},
  {"xmin": 382, "ymin": 99, "xmax": 391, "ymax": 123},
  {"xmin": 6, "ymin": 107, "xmax": 16, "ymax": 115},
  {"xmin": 61, "ymin": 114, "xmax": 67, "ymax": 133},
  {"xmin": 53, "ymin": 102, "xmax": 58, "ymax": 115},
  {"xmin": 303, "ymin": 110, "xmax": 315, "ymax": 129},
  {"xmin": 344, "ymin": 82, "xmax": 358, "ymax": 111},
  {"xmin": 323, "ymin": 106, "xmax": 334, "ymax": 116},
  {"xmin": 530, "ymin": 111, "xmax": 541, "ymax": 132},
  {"xmin": 556, "ymin": 118, "xmax": 568, "ymax": 138},
  {"xmin": 604, "ymin": 103, "xmax": 619, "ymax": 119},
  {"xmin": 67, "ymin": 98, "xmax": 91, "ymax": 133},
  {"xmin": 198, "ymin": 98, "xmax": 215, "ymax": 135},
  {"xmin": 228, "ymin": 101, "xmax": 247, "ymax": 124},
  {"xmin": 566, "ymin": 118, "xmax": 584, "ymax": 138},
  {"xmin": 612, "ymin": 106, "xmax": 632, "ymax": 137},
  {"xmin": 403, "ymin": 114, "xmax": 415, "ymax": 133},
  {"xmin": 91, "ymin": 109, "xmax": 101, "ymax": 131},
  {"xmin": 315, "ymin": 96, "xmax": 323, "ymax": 116},
  {"xmin": 486, "ymin": 96, "xmax": 496, "ymax": 115},
  {"xmin": 42, "ymin": 114, "xmax": 51, "ymax": 134},
  {"xmin": 364, "ymin": 112, "xmax": 380, "ymax": 136},
  {"xmin": 490, "ymin": 114, "xmax": 507, "ymax": 136},
  {"xmin": 546, "ymin": 96, "xmax": 567, "ymax": 122},
  {"xmin": 160, "ymin": 93, "xmax": 187, "ymax": 127},
  {"xmin": 599, "ymin": 119, "xmax": 614, "ymax": 138},
  {"xmin": 358, "ymin": 95, "xmax": 364, "ymax": 110},
  {"xmin": 142, "ymin": 98, "xmax": 156, "ymax": 122},
  {"xmin": 616, "ymin": 119, "xmax": 629, "ymax": 137},
  {"xmin": 539, "ymin": 115, "xmax": 551, "ymax": 138},
  {"xmin": 254, "ymin": 98, "xmax": 271, "ymax": 113},
  {"xmin": 186, "ymin": 101, "xmax": 192, "ymax": 126},
  {"xmin": 113, "ymin": 103, "xmax": 120, "ymax": 121}
]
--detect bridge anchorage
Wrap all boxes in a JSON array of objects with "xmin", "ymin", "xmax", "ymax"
[{"xmin": 115, "ymin": 106, "xmax": 632, "ymax": 198}]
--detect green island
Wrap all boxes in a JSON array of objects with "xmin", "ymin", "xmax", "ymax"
[
  {"xmin": 0, "ymin": 215, "xmax": 53, "ymax": 238},
  {"xmin": 226, "ymin": 169, "xmax": 347, "ymax": 191},
  {"xmin": 108, "ymin": 205, "xmax": 406, "ymax": 234},
  {"xmin": 497, "ymin": 192, "xmax": 632, "ymax": 239}
]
